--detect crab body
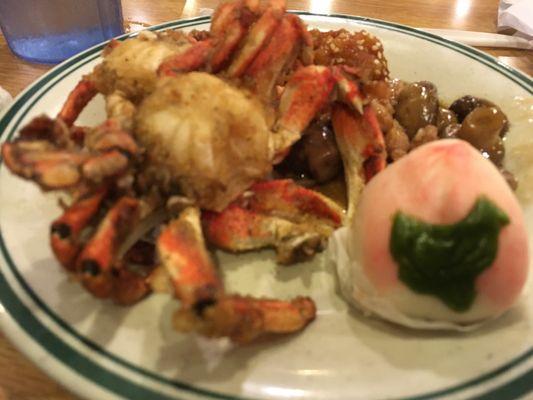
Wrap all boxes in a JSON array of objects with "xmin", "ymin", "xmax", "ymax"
[{"xmin": 135, "ymin": 73, "xmax": 272, "ymax": 211}]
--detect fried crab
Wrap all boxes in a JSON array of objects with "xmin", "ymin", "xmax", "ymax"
[{"xmin": 1, "ymin": 0, "xmax": 390, "ymax": 343}]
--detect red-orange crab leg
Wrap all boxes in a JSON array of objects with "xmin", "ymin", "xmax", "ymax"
[
  {"xmin": 174, "ymin": 294, "xmax": 316, "ymax": 344},
  {"xmin": 76, "ymin": 197, "xmax": 146, "ymax": 301},
  {"xmin": 51, "ymin": 187, "xmax": 108, "ymax": 271},
  {"xmin": 81, "ymin": 119, "xmax": 141, "ymax": 184},
  {"xmin": 157, "ymin": 39, "xmax": 214, "ymax": 77},
  {"xmin": 332, "ymin": 66, "xmax": 365, "ymax": 114},
  {"xmin": 157, "ymin": 207, "xmax": 224, "ymax": 309},
  {"xmin": 202, "ymin": 180, "xmax": 343, "ymax": 264},
  {"xmin": 1, "ymin": 140, "xmax": 89, "ymax": 189},
  {"xmin": 226, "ymin": 0, "xmax": 285, "ymax": 78},
  {"xmin": 153, "ymin": 206, "xmax": 316, "ymax": 342},
  {"xmin": 244, "ymin": 179, "xmax": 343, "ymax": 226},
  {"xmin": 210, "ymin": 0, "xmax": 259, "ymax": 35},
  {"xmin": 2, "ymin": 139, "xmax": 131, "ymax": 190},
  {"xmin": 273, "ymin": 65, "xmax": 336, "ymax": 162},
  {"xmin": 81, "ymin": 150, "xmax": 130, "ymax": 184},
  {"xmin": 209, "ymin": 0, "xmax": 260, "ymax": 72},
  {"xmin": 273, "ymin": 65, "xmax": 368, "ymax": 163},
  {"xmin": 332, "ymin": 103, "xmax": 386, "ymax": 221},
  {"xmin": 244, "ymin": 14, "xmax": 308, "ymax": 102},
  {"xmin": 16, "ymin": 115, "xmax": 74, "ymax": 145},
  {"xmin": 57, "ymin": 79, "xmax": 98, "ymax": 127},
  {"xmin": 203, "ymin": 204, "xmax": 327, "ymax": 264},
  {"xmin": 2, "ymin": 116, "xmax": 140, "ymax": 190},
  {"xmin": 86, "ymin": 121, "xmax": 140, "ymax": 155}
]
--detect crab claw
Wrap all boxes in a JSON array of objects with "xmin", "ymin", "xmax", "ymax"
[
  {"xmin": 157, "ymin": 207, "xmax": 224, "ymax": 309},
  {"xmin": 203, "ymin": 180, "xmax": 343, "ymax": 264},
  {"xmin": 51, "ymin": 187, "xmax": 108, "ymax": 270},
  {"xmin": 332, "ymin": 103, "xmax": 386, "ymax": 221},
  {"xmin": 174, "ymin": 295, "xmax": 316, "ymax": 344}
]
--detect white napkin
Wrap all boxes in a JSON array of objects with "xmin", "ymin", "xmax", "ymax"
[
  {"xmin": 498, "ymin": 0, "xmax": 533, "ymax": 39},
  {"xmin": 0, "ymin": 86, "xmax": 12, "ymax": 113},
  {"xmin": 422, "ymin": 29, "xmax": 533, "ymax": 49}
]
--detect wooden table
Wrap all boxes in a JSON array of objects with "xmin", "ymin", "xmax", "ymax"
[{"xmin": 0, "ymin": 0, "xmax": 531, "ymax": 399}]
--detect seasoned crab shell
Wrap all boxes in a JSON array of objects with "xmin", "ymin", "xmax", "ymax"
[
  {"xmin": 135, "ymin": 72, "xmax": 272, "ymax": 211},
  {"xmin": 91, "ymin": 31, "xmax": 192, "ymax": 102}
]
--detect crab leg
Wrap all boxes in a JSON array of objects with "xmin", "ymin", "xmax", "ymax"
[
  {"xmin": 203, "ymin": 180, "xmax": 343, "ymax": 264},
  {"xmin": 155, "ymin": 207, "xmax": 316, "ymax": 343},
  {"xmin": 331, "ymin": 104, "xmax": 386, "ymax": 221},
  {"xmin": 157, "ymin": 207, "xmax": 224, "ymax": 309},
  {"xmin": 2, "ymin": 114, "xmax": 140, "ymax": 190},
  {"xmin": 227, "ymin": 0, "xmax": 285, "ymax": 78},
  {"xmin": 57, "ymin": 79, "xmax": 97, "ymax": 127},
  {"xmin": 17, "ymin": 115, "xmax": 74, "ymax": 146},
  {"xmin": 1, "ymin": 141, "xmax": 89, "ymax": 189},
  {"xmin": 157, "ymin": 39, "xmax": 214, "ymax": 77},
  {"xmin": 273, "ymin": 66, "xmax": 336, "ymax": 162},
  {"xmin": 272, "ymin": 65, "xmax": 370, "ymax": 166},
  {"xmin": 245, "ymin": 14, "xmax": 308, "ymax": 102},
  {"xmin": 76, "ymin": 197, "xmax": 145, "ymax": 301},
  {"xmin": 203, "ymin": 204, "xmax": 327, "ymax": 264},
  {"xmin": 332, "ymin": 66, "xmax": 365, "ymax": 114},
  {"xmin": 209, "ymin": 0, "xmax": 260, "ymax": 72},
  {"xmin": 51, "ymin": 187, "xmax": 108, "ymax": 270},
  {"xmin": 174, "ymin": 295, "xmax": 316, "ymax": 344},
  {"xmin": 244, "ymin": 180, "xmax": 343, "ymax": 226},
  {"xmin": 210, "ymin": 0, "xmax": 259, "ymax": 36},
  {"xmin": 2, "ymin": 139, "xmax": 133, "ymax": 190}
]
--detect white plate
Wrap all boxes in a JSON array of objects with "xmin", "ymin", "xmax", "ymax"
[{"xmin": 0, "ymin": 13, "xmax": 532, "ymax": 400}]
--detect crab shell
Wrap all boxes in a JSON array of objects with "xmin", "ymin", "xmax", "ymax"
[
  {"xmin": 135, "ymin": 73, "xmax": 273, "ymax": 211},
  {"xmin": 91, "ymin": 31, "xmax": 193, "ymax": 103},
  {"xmin": 332, "ymin": 139, "xmax": 529, "ymax": 330}
]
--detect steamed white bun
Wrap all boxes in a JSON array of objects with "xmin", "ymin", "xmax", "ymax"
[{"xmin": 333, "ymin": 139, "xmax": 529, "ymax": 330}]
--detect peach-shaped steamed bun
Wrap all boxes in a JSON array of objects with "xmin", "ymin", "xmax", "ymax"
[{"xmin": 335, "ymin": 139, "xmax": 529, "ymax": 330}]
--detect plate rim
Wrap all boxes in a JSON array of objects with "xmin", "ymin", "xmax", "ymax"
[{"xmin": 0, "ymin": 12, "xmax": 532, "ymax": 400}]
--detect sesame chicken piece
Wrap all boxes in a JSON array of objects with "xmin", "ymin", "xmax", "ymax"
[{"xmin": 310, "ymin": 29, "xmax": 389, "ymax": 82}]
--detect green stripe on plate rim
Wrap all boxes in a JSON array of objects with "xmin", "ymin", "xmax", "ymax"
[{"xmin": 0, "ymin": 13, "xmax": 531, "ymax": 400}]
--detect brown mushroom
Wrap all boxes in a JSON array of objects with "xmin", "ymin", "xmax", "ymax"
[
  {"xmin": 440, "ymin": 123, "xmax": 461, "ymax": 139},
  {"xmin": 411, "ymin": 125, "xmax": 439, "ymax": 150},
  {"xmin": 449, "ymin": 95, "xmax": 509, "ymax": 136},
  {"xmin": 436, "ymin": 107, "xmax": 458, "ymax": 136},
  {"xmin": 303, "ymin": 123, "xmax": 342, "ymax": 183},
  {"xmin": 457, "ymin": 106, "xmax": 507, "ymax": 166},
  {"xmin": 394, "ymin": 81, "xmax": 439, "ymax": 139}
]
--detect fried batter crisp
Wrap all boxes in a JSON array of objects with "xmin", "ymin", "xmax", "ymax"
[{"xmin": 310, "ymin": 29, "xmax": 389, "ymax": 81}]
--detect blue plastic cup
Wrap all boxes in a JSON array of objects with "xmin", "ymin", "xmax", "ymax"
[{"xmin": 0, "ymin": 0, "xmax": 124, "ymax": 64}]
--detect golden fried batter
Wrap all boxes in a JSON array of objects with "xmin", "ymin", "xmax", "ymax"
[{"xmin": 310, "ymin": 29, "xmax": 389, "ymax": 81}]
